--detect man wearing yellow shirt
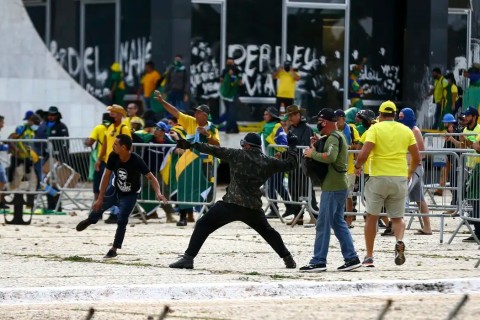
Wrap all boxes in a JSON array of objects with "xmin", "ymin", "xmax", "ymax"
[
  {"xmin": 85, "ymin": 113, "xmax": 111, "ymax": 200},
  {"xmin": 428, "ymin": 68, "xmax": 448, "ymax": 130},
  {"xmin": 95, "ymin": 105, "xmax": 131, "ymax": 223},
  {"xmin": 138, "ymin": 61, "xmax": 161, "ymax": 111},
  {"xmin": 355, "ymin": 101, "xmax": 420, "ymax": 267},
  {"xmin": 155, "ymin": 91, "xmax": 220, "ymax": 226},
  {"xmin": 273, "ymin": 61, "xmax": 300, "ymax": 111}
]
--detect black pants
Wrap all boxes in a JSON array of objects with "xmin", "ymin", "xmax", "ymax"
[{"xmin": 184, "ymin": 201, "xmax": 291, "ymax": 258}]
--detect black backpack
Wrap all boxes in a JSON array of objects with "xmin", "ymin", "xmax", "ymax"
[{"xmin": 301, "ymin": 132, "xmax": 346, "ymax": 184}]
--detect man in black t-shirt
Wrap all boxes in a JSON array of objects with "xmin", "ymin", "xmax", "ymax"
[{"xmin": 76, "ymin": 134, "xmax": 167, "ymax": 258}]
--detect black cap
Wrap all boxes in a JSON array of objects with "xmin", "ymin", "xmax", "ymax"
[
  {"xmin": 334, "ymin": 109, "xmax": 346, "ymax": 118},
  {"xmin": 195, "ymin": 104, "xmax": 210, "ymax": 115},
  {"xmin": 316, "ymin": 108, "xmax": 337, "ymax": 122},
  {"xmin": 464, "ymin": 106, "xmax": 479, "ymax": 117},
  {"xmin": 242, "ymin": 132, "xmax": 262, "ymax": 148}
]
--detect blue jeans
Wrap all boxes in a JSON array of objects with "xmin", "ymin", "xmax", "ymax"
[
  {"xmin": 87, "ymin": 185, "xmax": 137, "ymax": 249},
  {"xmin": 310, "ymin": 190, "xmax": 358, "ymax": 265}
]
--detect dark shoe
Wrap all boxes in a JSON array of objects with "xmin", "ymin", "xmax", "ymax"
[
  {"xmin": 462, "ymin": 236, "xmax": 478, "ymax": 243},
  {"xmin": 299, "ymin": 263, "xmax": 326, "ymax": 272},
  {"xmin": 394, "ymin": 241, "xmax": 406, "ymax": 265},
  {"xmin": 381, "ymin": 227, "xmax": 394, "ymax": 236},
  {"xmin": 337, "ymin": 257, "xmax": 362, "ymax": 271},
  {"xmin": 283, "ymin": 255, "xmax": 296, "ymax": 269},
  {"xmin": 104, "ymin": 215, "xmax": 118, "ymax": 224},
  {"xmin": 104, "ymin": 249, "xmax": 117, "ymax": 259},
  {"xmin": 176, "ymin": 219, "xmax": 187, "ymax": 227},
  {"xmin": 76, "ymin": 219, "xmax": 92, "ymax": 232},
  {"xmin": 169, "ymin": 254, "xmax": 194, "ymax": 269},
  {"xmin": 362, "ymin": 256, "xmax": 375, "ymax": 268}
]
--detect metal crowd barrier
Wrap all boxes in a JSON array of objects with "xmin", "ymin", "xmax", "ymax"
[
  {"xmin": 448, "ymin": 152, "xmax": 480, "ymax": 244},
  {"xmin": 424, "ymin": 132, "xmax": 478, "ymax": 150},
  {"xmin": 264, "ymin": 144, "xmax": 320, "ymax": 226},
  {"xmin": 133, "ymin": 143, "xmax": 218, "ymax": 217}
]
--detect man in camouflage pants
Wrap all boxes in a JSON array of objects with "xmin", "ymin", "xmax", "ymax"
[{"xmin": 169, "ymin": 132, "xmax": 299, "ymax": 269}]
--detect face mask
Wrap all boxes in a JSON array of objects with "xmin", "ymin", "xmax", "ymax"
[
  {"xmin": 31, "ymin": 124, "xmax": 39, "ymax": 131},
  {"xmin": 317, "ymin": 122, "xmax": 325, "ymax": 132}
]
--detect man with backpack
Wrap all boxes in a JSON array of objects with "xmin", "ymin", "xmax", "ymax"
[{"xmin": 299, "ymin": 108, "xmax": 361, "ymax": 272}]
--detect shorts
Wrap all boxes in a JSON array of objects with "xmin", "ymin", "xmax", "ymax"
[
  {"xmin": 365, "ymin": 176, "xmax": 408, "ymax": 218},
  {"xmin": 0, "ymin": 163, "xmax": 6, "ymax": 183},
  {"xmin": 347, "ymin": 174, "xmax": 356, "ymax": 199},
  {"xmin": 408, "ymin": 165, "xmax": 425, "ymax": 202}
]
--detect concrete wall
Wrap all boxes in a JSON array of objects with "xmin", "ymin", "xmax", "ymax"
[{"xmin": 0, "ymin": 0, "xmax": 105, "ymax": 137}]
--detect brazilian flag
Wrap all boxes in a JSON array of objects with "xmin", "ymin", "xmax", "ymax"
[{"xmin": 174, "ymin": 149, "xmax": 212, "ymax": 209}]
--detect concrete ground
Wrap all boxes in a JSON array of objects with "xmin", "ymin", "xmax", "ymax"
[{"xmin": 0, "ymin": 186, "xmax": 479, "ymax": 319}]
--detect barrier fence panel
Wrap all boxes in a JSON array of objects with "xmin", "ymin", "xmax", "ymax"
[
  {"xmin": 448, "ymin": 152, "xmax": 480, "ymax": 244},
  {"xmin": 424, "ymin": 132, "xmax": 478, "ymax": 150},
  {"xmin": 0, "ymin": 138, "xmax": 53, "ymax": 219},
  {"xmin": 133, "ymin": 143, "xmax": 218, "ymax": 217},
  {"xmin": 46, "ymin": 137, "xmax": 94, "ymax": 211},
  {"xmin": 265, "ymin": 145, "xmax": 319, "ymax": 226}
]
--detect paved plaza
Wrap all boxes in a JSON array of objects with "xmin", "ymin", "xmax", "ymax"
[{"xmin": 0, "ymin": 187, "xmax": 479, "ymax": 319}]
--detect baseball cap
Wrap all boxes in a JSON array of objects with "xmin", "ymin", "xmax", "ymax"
[
  {"xmin": 195, "ymin": 104, "xmax": 210, "ymax": 115},
  {"xmin": 155, "ymin": 121, "xmax": 170, "ymax": 132},
  {"xmin": 379, "ymin": 100, "xmax": 397, "ymax": 113},
  {"xmin": 240, "ymin": 132, "xmax": 262, "ymax": 148},
  {"xmin": 23, "ymin": 110, "xmax": 34, "ymax": 120},
  {"xmin": 464, "ymin": 106, "xmax": 479, "ymax": 117},
  {"xmin": 316, "ymin": 108, "xmax": 337, "ymax": 122},
  {"xmin": 334, "ymin": 109, "xmax": 346, "ymax": 118}
]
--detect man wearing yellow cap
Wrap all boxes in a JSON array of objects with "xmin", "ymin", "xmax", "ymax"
[
  {"xmin": 354, "ymin": 101, "xmax": 420, "ymax": 268},
  {"xmin": 95, "ymin": 104, "xmax": 131, "ymax": 223}
]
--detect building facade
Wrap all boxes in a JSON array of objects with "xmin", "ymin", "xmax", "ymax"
[{"xmin": 24, "ymin": 0, "xmax": 475, "ymax": 126}]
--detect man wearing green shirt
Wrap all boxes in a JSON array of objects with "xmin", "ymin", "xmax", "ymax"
[{"xmin": 299, "ymin": 108, "xmax": 361, "ymax": 272}]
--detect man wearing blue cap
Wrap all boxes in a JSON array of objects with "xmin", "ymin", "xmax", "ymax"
[{"xmin": 169, "ymin": 132, "xmax": 300, "ymax": 269}]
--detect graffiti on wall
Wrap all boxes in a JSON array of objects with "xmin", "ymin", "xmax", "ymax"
[
  {"xmin": 190, "ymin": 40, "xmax": 221, "ymax": 99},
  {"xmin": 49, "ymin": 37, "xmax": 151, "ymax": 100}
]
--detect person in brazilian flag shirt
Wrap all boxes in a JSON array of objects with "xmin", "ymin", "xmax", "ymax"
[{"xmin": 154, "ymin": 90, "xmax": 220, "ymax": 226}]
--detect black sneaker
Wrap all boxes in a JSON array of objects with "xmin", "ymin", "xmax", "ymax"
[
  {"xmin": 76, "ymin": 219, "xmax": 92, "ymax": 232},
  {"xmin": 337, "ymin": 257, "xmax": 362, "ymax": 271},
  {"xmin": 169, "ymin": 254, "xmax": 194, "ymax": 269},
  {"xmin": 104, "ymin": 215, "xmax": 118, "ymax": 224},
  {"xmin": 176, "ymin": 219, "xmax": 187, "ymax": 227},
  {"xmin": 265, "ymin": 209, "xmax": 278, "ymax": 219},
  {"xmin": 104, "ymin": 249, "xmax": 117, "ymax": 259},
  {"xmin": 283, "ymin": 255, "xmax": 296, "ymax": 269},
  {"xmin": 394, "ymin": 241, "xmax": 406, "ymax": 265},
  {"xmin": 299, "ymin": 263, "xmax": 327, "ymax": 272},
  {"xmin": 462, "ymin": 236, "xmax": 478, "ymax": 243}
]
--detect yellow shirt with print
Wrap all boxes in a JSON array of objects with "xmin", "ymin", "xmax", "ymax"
[
  {"xmin": 141, "ymin": 70, "xmax": 161, "ymax": 98},
  {"xmin": 276, "ymin": 70, "xmax": 297, "ymax": 99},
  {"xmin": 89, "ymin": 124, "xmax": 108, "ymax": 159},
  {"xmin": 178, "ymin": 112, "xmax": 220, "ymax": 162},
  {"xmin": 434, "ymin": 76, "xmax": 448, "ymax": 104},
  {"xmin": 364, "ymin": 121, "xmax": 416, "ymax": 177},
  {"xmin": 104, "ymin": 123, "xmax": 131, "ymax": 163}
]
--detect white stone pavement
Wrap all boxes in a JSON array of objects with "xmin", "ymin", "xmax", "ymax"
[{"xmin": 0, "ymin": 186, "xmax": 479, "ymax": 318}]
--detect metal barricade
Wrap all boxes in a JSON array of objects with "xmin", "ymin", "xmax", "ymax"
[
  {"xmin": 264, "ymin": 145, "xmax": 318, "ymax": 226},
  {"xmin": 46, "ymin": 137, "xmax": 94, "ymax": 211},
  {"xmin": 424, "ymin": 132, "xmax": 478, "ymax": 150},
  {"xmin": 133, "ymin": 143, "xmax": 218, "ymax": 217},
  {"xmin": 448, "ymin": 152, "xmax": 480, "ymax": 244},
  {"xmin": 0, "ymin": 138, "xmax": 53, "ymax": 223}
]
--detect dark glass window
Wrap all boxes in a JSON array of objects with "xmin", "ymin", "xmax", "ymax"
[{"xmin": 25, "ymin": 5, "xmax": 46, "ymax": 42}]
